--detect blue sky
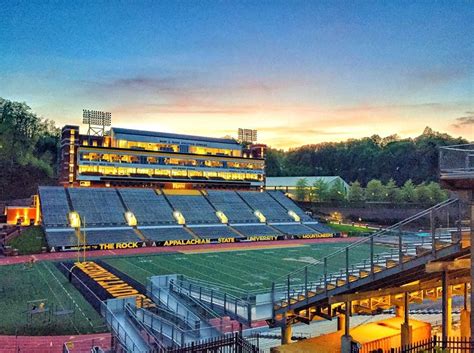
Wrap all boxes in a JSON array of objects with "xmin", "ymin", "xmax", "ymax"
[{"xmin": 0, "ymin": 1, "xmax": 472, "ymax": 147}]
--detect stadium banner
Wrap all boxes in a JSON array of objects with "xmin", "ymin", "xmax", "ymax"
[
  {"xmin": 50, "ymin": 241, "xmax": 148, "ymax": 252},
  {"xmin": 49, "ymin": 233, "xmax": 336, "ymax": 252},
  {"xmin": 296, "ymin": 233, "xmax": 335, "ymax": 239}
]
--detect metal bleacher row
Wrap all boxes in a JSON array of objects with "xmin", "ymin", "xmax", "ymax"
[{"xmin": 38, "ymin": 186, "xmax": 336, "ymax": 248}]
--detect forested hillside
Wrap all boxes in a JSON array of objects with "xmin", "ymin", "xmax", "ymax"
[
  {"xmin": 0, "ymin": 97, "xmax": 468, "ymax": 201},
  {"xmin": 0, "ymin": 98, "xmax": 60, "ymax": 200},
  {"xmin": 266, "ymin": 128, "xmax": 468, "ymax": 185}
]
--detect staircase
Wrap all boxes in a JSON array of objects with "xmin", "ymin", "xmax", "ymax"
[{"xmin": 268, "ymin": 198, "xmax": 468, "ymax": 327}]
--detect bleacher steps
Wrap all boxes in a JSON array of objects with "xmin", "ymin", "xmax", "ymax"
[
  {"xmin": 133, "ymin": 228, "xmax": 147, "ymax": 241},
  {"xmin": 184, "ymin": 226, "xmax": 200, "ymax": 239}
]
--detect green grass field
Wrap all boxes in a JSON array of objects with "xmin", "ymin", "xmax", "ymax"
[
  {"xmin": 102, "ymin": 241, "xmax": 388, "ymax": 296},
  {"xmin": 0, "ymin": 261, "xmax": 106, "ymax": 335},
  {"xmin": 0, "ymin": 240, "xmax": 389, "ymax": 335},
  {"xmin": 7, "ymin": 226, "xmax": 47, "ymax": 255}
]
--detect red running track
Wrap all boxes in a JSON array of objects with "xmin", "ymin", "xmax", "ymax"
[
  {"xmin": 0, "ymin": 333, "xmax": 111, "ymax": 353},
  {"xmin": 0, "ymin": 237, "xmax": 358, "ymax": 266}
]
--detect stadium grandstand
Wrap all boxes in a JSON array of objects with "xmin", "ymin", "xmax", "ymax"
[
  {"xmin": 8, "ymin": 119, "xmax": 332, "ymax": 251},
  {"xmin": 38, "ymin": 186, "xmax": 336, "ymax": 251}
]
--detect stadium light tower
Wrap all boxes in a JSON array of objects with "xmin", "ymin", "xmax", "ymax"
[
  {"xmin": 238, "ymin": 128, "xmax": 257, "ymax": 144},
  {"xmin": 82, "ymin": 109, "xmax": 112, "ymax": 137}
]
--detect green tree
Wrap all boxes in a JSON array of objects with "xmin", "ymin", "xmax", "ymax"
[
  {"xmin": 401, "ymin": 179, "xmax": 417, "ymax": 203},
  {"xmin": 295, "ymin": 178, "xmax": 309, "ymax": 201},
  {"xmin": 385, "ymin": 178, "xmax": 402, "ymax": 203},
  {"xmin": 0, "ymin": 98, "xmax": 60, "ymax": 200},
  {"xmin": 348, "ymin": 181, "xmax": 364, "ymax": 202},
  {"xmin": 327, "ymin": 179, "xmax": 346, "ymax": 201},
  {"xmin": 415, "ymin": 183, "xmax": 433, "ymax": 204},
  {"xmin": 313, "ymin": 179, "xmax": 329, "ymax": 201},
  {"xmin": 427, "ymin": 182, "xmax": 449, "ymax": 203},
  {"xmin": 365, "ymin": 179, "xmax": 385, "ymax": 201}
]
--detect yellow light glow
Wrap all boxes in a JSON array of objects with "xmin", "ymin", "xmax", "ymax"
[
  {"xmin": 68, "ymin": 211, "xmax": 81, "ymax": 228},
  {"xmin": 216, "ymin": 211, "xmax": 228, "ymax": 224},
  {"xmin": 124, "ymin": 211, "xmax": 137, "ymax": 226},
  {"xmin": 254, "ymin": 210, "xmax": 266, "ymax": 223},
  {"xmin": 288, "ymin": 210, "xmax": 300, "ymax": 222}
]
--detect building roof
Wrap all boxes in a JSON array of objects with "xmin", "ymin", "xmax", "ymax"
[
  {"xmin": 265, "ymin": 176, "xmax": 349, "ymax": 188},
  {"xmin": 111, "ymin": 127, "xmax": 239, "ymax": 146}
]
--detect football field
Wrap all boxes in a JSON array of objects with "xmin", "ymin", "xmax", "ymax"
[
  {"xmin": 0, "ymin": 239, "xmax": 388, "ymax": 335},
  {"xmin": 102, "ymin": 240, "xmax": 388, "ymax": 296}
]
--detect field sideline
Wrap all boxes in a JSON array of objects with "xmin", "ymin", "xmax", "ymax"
[{"xmin": 0, "ymin": 238, "xmax": 385, "ymax": 335}]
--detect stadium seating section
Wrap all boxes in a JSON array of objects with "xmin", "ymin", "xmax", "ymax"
[
  {"xmin": 273, "ymin": 224, "xmax": 319, "ymax": 236},
  {"xmin": 139, "ymin": 226, "xmax": 193, "ymax": 241},
  {"xmin": 38, "ymin": 186, "xmax": 70, "ymax": 227},
  {"xmin": 305, "ymin": 222, "xmax": 336, "ymax": 234},
  {"xmin": 45, "ymin": 230, "xmax": 78, "ymax": 247},
  {"xmin": 237, "ymin": 191, "xmax": 294, "ymax": 222},
  {"xmin": 166, "ymin": 194, "xmax": 219, "ymax": 224},
  {"xmin": 68, "ymin": 188, "xmax": 127, "ymax": 226},
  {"xmin": 205, "ymin": 190, "xmax": 259, "ymax": 223},
  {"xmin": 39, "ymin": 187, "xmax": 336, "ymax": 248},
  {"xmin": 189, "ymin": 225, "xmax": 243, "ymax": 239},
  {"xmin": 119, "ymin": 188, "xmax": 175, "ymax": 225},
  {"xmin": 232, "ymin": 225, "xmax": 281, "ymax": 237},
  {"xmin": 267, "ymin": 191, "xmax": 313, "ymax": 222}
]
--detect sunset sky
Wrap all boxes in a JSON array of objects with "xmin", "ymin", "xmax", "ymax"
[{"xmin": 1, "ymin": 1, "xmax": 472, "ymax": 148}]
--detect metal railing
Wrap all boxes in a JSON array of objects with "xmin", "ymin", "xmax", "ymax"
[
  {"xmin": 271, "ymin": 198, "xmax": 466, "ymax": 315},
  {"xmin": 383, "ymin": 336, "xmax": 474, "ymax": 353},
  {"xmin": 439, "ymin": 143, "xmax": 474, "ymax": 176}
]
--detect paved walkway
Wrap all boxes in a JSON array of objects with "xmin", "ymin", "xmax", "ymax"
[{"xmin": 0, "ymin": 237, "xmax": 358, "ymax": 266}]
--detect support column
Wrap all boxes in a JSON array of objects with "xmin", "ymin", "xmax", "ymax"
[
  {"xmin": 281, "ymin": 325, "xmax": 292, "ymax": 345},
  {"xmin": 341, "ymin": 301, "xmax": 353, "ymax": 353},
  {"xmin": 470, "ymin": 193, "xmax": 474, "ymax": 339},
  {"xmin": 337, "ymin": 314, "xmax": 346, "ymax": 331},
  {"xmin": 442, "ymin": 271, "xmax": 452, "ymax": 340},
  {"xmin": 461, "ymin": 284, "xmax": 471, "ymax": 337},
  {"xmin": 400, "ymin": 292, "xmax": 412, "ymax": 348}
]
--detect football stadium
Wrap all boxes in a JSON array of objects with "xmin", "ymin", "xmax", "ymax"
[{"xmin": 0, "ymin": 116, "xmax": 473, "ymax": 353}]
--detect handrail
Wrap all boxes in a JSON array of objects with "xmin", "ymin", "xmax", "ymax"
[{"xmin": 272, "ymin": 198, "xmax": 458, "ymax": 282}]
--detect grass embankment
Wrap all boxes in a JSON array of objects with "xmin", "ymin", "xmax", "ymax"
[
  {"xmin": 328, "ymin": 223, "xmax": 375, "ymax": 236},
  {"xmin": 7, "ymin": 226, "xmax": 47, "ymax": 255}
]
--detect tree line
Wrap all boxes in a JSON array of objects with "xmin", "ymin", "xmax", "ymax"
[
  {"xmin": 294, "ymin": 177, "xmax": 448, "ymax": 205},
  {"xmin": 266, "ymin": 128, "xmax": 467, "ymax": 186},
  {"xmin": 0, "ymin": 97, "xmax": 60, "ymax": 200}
]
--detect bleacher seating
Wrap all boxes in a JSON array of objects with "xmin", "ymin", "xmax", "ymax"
[
  {"xmin": 273, "ymin": 224, "xmax": 318, "ymax": 236},
  {"xmin": 267, "ymin": 191, "xmax": 313, "ymax": 221},
  {"xmin": 83, "ymin": 228, "xmax": 140, "ymax": 244},
  {"xmin": 39, "ymin": 186, "xmax": 334, "ymax": 249},
  {"xmin": 231, "ymin": 225, "xmax": 281, "ymax": 237},
  {"xmin": 205, "ymin": 190, "xmax": 259, "ymax": 223},
  {"xmin": 139, "ymin": 227, "xmax": 193, "ymax": 241},
  {"xmin": 189, "ymin": 226, "xmax": 243, "ymax": 239},
  {"xmin": 237, "ymin": 191, "xmax": 294, "ymax": 222},
  {"xmin": 304, "ymin": 222, "xmax": 335, "ymax": 234},
  {"xmin": 38, "ymin": 186, "xmax": 70, "ymax": 227},
  {"xmin": 46, "ymin": 228, "xmax": 141, "ymax": 247},
  {"xmin": 68, "ymin": 188, "xmax": 127, "ymax": 226},
  {"xmin": 119, "ymin": 188, "xmax": 175, "ymax": 225},
  {"xmin": 45, "ymin": 230, "xmax": 78, "ymax": 247},
  {"xmin": 166, "ymin": 194, "xmax": 219, "ymax": 224}
]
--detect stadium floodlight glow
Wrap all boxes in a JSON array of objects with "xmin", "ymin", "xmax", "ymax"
[
  {"xmin": 288, "ymin": 210, "xmax": 300, "ymax": 222},
  {"xmin": 124, "ymin": 211, "xmax": 137, "ymax": 227},
  {"xmin": 216, "ymin": 211, "xmax": 228, "ymax": 224},
  {"xmin": 68, "ymin": 211, "xmax": 81, "ymax": 228}
]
